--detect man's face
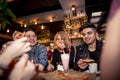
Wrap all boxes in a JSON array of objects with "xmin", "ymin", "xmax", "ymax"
[
  {"xmin": 81, "ymin": 28, "xmax": 97, "ymax": 45},
  {"xmin": 25, "ymin": 31, "xmax": 37, "ymax": 47}
]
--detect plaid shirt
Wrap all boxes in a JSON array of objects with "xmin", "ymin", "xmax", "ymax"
[{"xmin": 27, "ymin": 44, "xmax": 48, "ymax": 67}]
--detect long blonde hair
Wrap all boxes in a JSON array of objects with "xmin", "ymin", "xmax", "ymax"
[{"xmin": 54, "ymin": 31, "xmax": 71, "ymax": 49}]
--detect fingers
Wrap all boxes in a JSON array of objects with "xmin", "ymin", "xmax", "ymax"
[
  {"xmin": 16, "ymin": 37, "xmax": 28, "ymax": 42},
  {"xmin": 21, "ymin": 61, "xmax": 36, "ymax": 80},
  {"xmin": 22, "ymin": 42, "xmax": 31, "ymax": 52},
  {"xmin": 14, "ymin": 54, "xmax": 29, "ymax": 69},
  {"xmin": 57, "ymin": 42, "xmax": 65, "ymax": 49},
  {"xmin": 77, "ymin": 59, "xmax": 83, "ymax": 65},
  {"xmin": 24, "ymin": 60, "xmax": 36, "ymax": 74},
  {"xmin": 9, "ymin": 54, "xmax": 29, "ymax": 80},
  {"xmin": 77, "ymin": 59, "xmax": 89, "ymax": 69},
  {"xmin": 47, "ymin": 64, "xmax": 54, "ymax": 71},
  {"xmin": 9, "ymin": 54, "xmax": 36, "ymax": 80}
]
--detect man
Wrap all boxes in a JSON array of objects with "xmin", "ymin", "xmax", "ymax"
[
  {"xmin": 75, "ymin": 22, "xmax": 103, "ymax": 71},
  {"xmin": 25, "ymin": 29, "xmax": 48, "ymax": 71}
]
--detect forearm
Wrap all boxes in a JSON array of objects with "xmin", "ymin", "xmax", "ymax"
[{"xmin": 0, "ymin": 52, "xmax": 13, "ymax": 67}]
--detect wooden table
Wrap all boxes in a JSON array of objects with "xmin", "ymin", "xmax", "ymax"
[{"xmin": 33, "ymin": 69, "xmax": 96, "ymax": 80}]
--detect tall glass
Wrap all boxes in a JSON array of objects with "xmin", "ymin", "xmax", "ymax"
[{"xmin": 61, "ymin": 54, "xmax": 70, "ymax": 73}]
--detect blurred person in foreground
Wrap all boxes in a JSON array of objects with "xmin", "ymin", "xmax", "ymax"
[
  {"xmin": 101, "ymin": 0, "xmax": 120, "ymax": 80},
  {"xmin": 0, "ymin": 31, "xmax": 26, "ymax": 76},
  {"xmin": 24, "ymin": 29, "xmax": 48, "ymax": 71},
  {"xmin": 0, "ymin": 37, "xmax": 36, "ymax": 80},
  {"xmin": 0, "ymin": 31, "xmax": 24, "ymax": 54},
  {"xmin": 47, "ymin": 31, "xmax": 75, "ymax": 71},
  {"xmin": 75, "ymin": 22, "xmax": 103, "ymax": 72}
]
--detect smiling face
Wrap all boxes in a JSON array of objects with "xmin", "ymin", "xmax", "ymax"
[
  {"xmin": 81, "ymin": 28, "xmax": 98, "ymax": 45},
  {"xmin": 55, "ymin": 34, "xmax": 65, "ymax": 49},
  {"xmin": 56, "ymin": 35, "xmax": 65, "ymax": 44},
  {"xmin": 25, "ymin": 31, "xmax": 37, "ymax": 47}
]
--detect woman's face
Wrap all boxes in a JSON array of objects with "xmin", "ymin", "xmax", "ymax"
[
  {"xmin": 25, "ymin": 31, "xmax": 37, "ymax": 47},
  {"xmin": 56, "ymin": 35, "xmax": 64, "ymax": 43},
  {"xmin": 55, "ymin": 34, "xmax": 65, "ymax": 49}
]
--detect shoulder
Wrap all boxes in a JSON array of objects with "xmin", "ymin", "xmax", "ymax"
[
  {"xmin": 76, "ymin": 44, "xmax": 85, "ymax": 50},
  {"xmin": 34, "ymin": 44, "xmax": 46, "ymax": 51},
  {"xmin": 53, "ymin": 48, "xmax": 59, "ymax": 52},
  {"xmin": 36, "ymin": 44, "xmax": 46, "ymax": 48}
]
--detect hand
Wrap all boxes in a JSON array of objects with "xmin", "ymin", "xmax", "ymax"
[
  {"xmin": 47, "ymin": 64, "xmax": 54, "ymax": 71},
  {"xmin": 9, "ymin": 54, "xmax": 36, "ymax": 80},
  {"xmin": 0, "ymin": 37, "xmax": 31, "ymax": 68},
  {"xmin": 4, "ymin": 37, "xmax": 31, "ymax": 58},
  {"xmin": 56, "ymin": 41, "xmax": 65, "ymax": 50},
  {"xmin": 37, "ymin": 64, "xmax": 44, "ymax": 72},
  {"xmin": 77, "ymin": 59, "xmax": 89, "ymax": 70}
]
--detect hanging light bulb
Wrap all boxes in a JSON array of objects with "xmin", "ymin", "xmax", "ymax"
[
  {"xmin": 71, "ymin": 5, "xmax": 77, "ymax": 16},
  {"xmin": 35, "ymin": 22, "xmax": 37, "ymax": 25},
  {"xmin": 50, "ymin": 19, "xmax": 53, "ymax": 22},
  {"xmin": 41, "ymin": 25, "xmax": 44, "ymax": 29},
  {"xmin": 7, "ymin": 29, "xmax": 10, "ymax": 33},
  {"xmin": 24, "ymin": 24, "xmax": 27, "ymax": 27}
]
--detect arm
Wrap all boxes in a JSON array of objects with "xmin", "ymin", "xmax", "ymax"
[
  {"xmin": 9, "ymin": 54, "xmax": 36, "ymax": 80},
  {"xmin": 37, "ymin": 45, "xmax": 48, "ymax": 71},
  {"xmin": 69, "ymin": 46, "xmax": 75, "ymax": 69},
  {"xmin": 75, "ymin": 46, "xmax": 88, "ymax": 71},
  {"xmin": 0, "ymin": 37, "xmax": 31, "ymax": 76},
  {"xmin": 51, "ymin": 49, "xmax": 58, "ymax": 70}
]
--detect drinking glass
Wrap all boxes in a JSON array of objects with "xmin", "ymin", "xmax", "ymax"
[
  {"xmin": 61, "ymin": 53, "xmax": 70, "ymax": 74},
  {"xmin": 89, "ymin": 63, "xmax": 98, "ymax": 73}
]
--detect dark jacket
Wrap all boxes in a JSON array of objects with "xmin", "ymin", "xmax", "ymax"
[
  {"xmin": 52, "ymin": 46, "xmax": 75, "ymax": 70},
  {"xmin": 75, "ymin": 40, "xmax": 103, "ymax": 71}
]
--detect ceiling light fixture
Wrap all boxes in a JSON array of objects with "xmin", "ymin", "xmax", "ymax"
[
  {"xmin": 71, "ymin": 5, "xmax": 77, "ymax": 16},
  {"xmin": 41, "ymin": 25, "xmax": 44, "ymax": 29},
  {"xmin": 7, "ymin": 29, "xmax": 10, "ymax": 33},
  {"xmin": 35, "ymin": 22, "xmax": 37, "ymax": 25},
  {"xmin": 50, "ymin": 19, "xmax": 53, "ymax": 22}
]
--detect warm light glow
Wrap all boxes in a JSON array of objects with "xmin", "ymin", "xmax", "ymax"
[
  {"xmin": 7, "ymin": 0, "xmax": 14, "ymax": 2},
  {"xmin": 73, "ymin": 32, "xmax": 78, "ymax": 35},
  {"xmin": 7, "ymin": 29, "xmax": 10, "ymax": 33},
  {"xmin": 41, "ymin": 25, "xmax": 44, "ymax": 29},
  {"xmin": 24, "ymin": 24, "xmax": 27, "ymax": 27},
  {"xmin": 21, "ymin": 24, "xmax": 23, "ymax": 27},
  {"xmin": 50, "ymin": 19, "xmax": 53, "ymax": 22},
  {"xmin": 71, "ymin": 5, "xmax": 77, "ymax": 16},
  {"xmin": 35, "ymin": 22, "xmax": 37, "ymax": 25},
  {"xmin": 72, "ymin": 5, "xmax": 76, "ymax": 11},
  {"xmin": 50, "ymin": 43, "xmax": 54, "ymax": 47}
]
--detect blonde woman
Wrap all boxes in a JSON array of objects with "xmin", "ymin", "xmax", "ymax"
[{"xmin": 47, "ymin": 31, "xmax": 75, "ymax": 71}]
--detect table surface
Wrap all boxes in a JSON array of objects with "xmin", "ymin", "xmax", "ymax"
[{"xmin": 33, "ymin": 69, "xmax": 96, "ymax": 80}]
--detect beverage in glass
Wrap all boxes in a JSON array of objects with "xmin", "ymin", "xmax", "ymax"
[{"xmin": 61, "ymin": 54, "xmax": 70, "ymax": 73}]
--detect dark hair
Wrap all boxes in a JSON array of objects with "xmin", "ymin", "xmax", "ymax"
[{"xmin": 79, "ymin": 22, "xmax": 97, "ymax": 32}]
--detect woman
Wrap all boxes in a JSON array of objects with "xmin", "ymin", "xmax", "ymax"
[{"xmin": 47, "ymin": 31, "xmax": 75, "ymax": 71}]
